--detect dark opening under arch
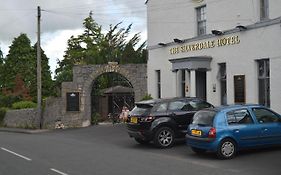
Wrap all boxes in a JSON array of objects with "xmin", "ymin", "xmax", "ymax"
[{"xmin": 91, "ymin": 72, "xmax": 135, "ymax": 121}]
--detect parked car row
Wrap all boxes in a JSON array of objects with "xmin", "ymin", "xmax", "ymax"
[{"xmin": 126, "ymin": 97, "xmax": 281, "ymax": 159}]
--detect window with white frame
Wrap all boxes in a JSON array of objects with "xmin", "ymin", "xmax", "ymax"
[
  {"xmin": 257, "ymin": 59, "xmax": 270, "ymax": 107},
  {"xmin": 218, "ymin": 63, "xmax": 227, "ymax": 105},
  {"xmin": 197, "ymin": 5, "xmax": 206, "ymax": 36}
]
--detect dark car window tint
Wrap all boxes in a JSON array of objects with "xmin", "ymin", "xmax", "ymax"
[
  {"xmin": 192, "ymin": 110, "xmax": 217, "ymax": 126},
  {"xmin": 189, "ymin": 101, "xmax": 212, "ymax": 110},
  {"xmin": 168, "ymin": 101, "xmax": 189, "ymax": 111},
  {"xmin": 130, "ymin": 104, "xmax": 152, "ymax": 115},
  {"xmin": 252, "ymin": 108, "xmax": 280, "ymax": 124},
  {"xmin": 154, "ymin": 103, "xmax": 168, "ymax": 112},
  {"xmin": 227, "ymin": 109, "xmax": 253, "ymax": 125}
]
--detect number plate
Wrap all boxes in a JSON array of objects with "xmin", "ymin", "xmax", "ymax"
[
  {"xmin": 130, "ymin": 117, "xmax": 138, "ymax": 124},
  {"xmin": 191, "ymin": 129, "xmax": 202, "ymax": 136}
]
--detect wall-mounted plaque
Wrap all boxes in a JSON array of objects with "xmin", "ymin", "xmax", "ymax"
[
  {"xmin": 66, "ymin": 92, "xmax": 80, "ymax": 111},
  {"xmin": 234, "ymin": 75, "xmax": 245, "ymax": 103}
]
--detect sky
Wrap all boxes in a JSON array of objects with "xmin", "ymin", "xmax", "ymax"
[{"xmin": 0, "ymin": 0, "xmax": 147, "ymax": 78}]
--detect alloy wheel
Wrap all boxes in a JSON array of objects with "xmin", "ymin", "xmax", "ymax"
[
  {"xmin": 154, "ymin": 127, "xmax": 175, "ymax": 148},
  {"xmin": 158, "ymin": 129, "xmax": 173, "ymax": 147}
]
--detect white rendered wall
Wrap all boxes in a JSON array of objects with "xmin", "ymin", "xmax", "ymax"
[
  {"xmin": 270, "ymin": 57, "xmax": 281, "ymax": 114},
  {"xmin": 147, "ymin": 0, "xmax": 281, "ymax": 113},
  {"xmin": 147, "ymin": 0, "xmax": 281, "ymax": 47},
  {"xmin": 148, "ymin": 24, "xmax": 281, "ymax": 113}
]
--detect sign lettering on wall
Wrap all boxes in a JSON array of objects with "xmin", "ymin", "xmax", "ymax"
[
  {"xmin": 105, "ymin": 62, "xmax": 120, "ymax": 73},
  {"xmin": 170, "ymin": 35, "xmax": 240, "ymax": 55}
]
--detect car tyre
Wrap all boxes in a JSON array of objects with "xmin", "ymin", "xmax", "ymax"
[
  {"xmin": 153, "ymin": 127, "xmax": 175, "ymax": 148},
  {"xmin": 217, "ymin": 138, "xmax": 236, "ymax": 159},
  {"xmin": 134, "ymin": 138, "xmax": 150, "ymax": 145},
  {"xmin": 191, "ymin": 147, "xmax": 206, "ymax": 154}
]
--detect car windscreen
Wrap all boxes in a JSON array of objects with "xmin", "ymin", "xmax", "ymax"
[
  {"xmin": 130, "ymin": 104, "xmax": 153, "ymax": 116},
  {"xmin": 192, "ymin": 110, "xmax": 217, "ymax": 126}
]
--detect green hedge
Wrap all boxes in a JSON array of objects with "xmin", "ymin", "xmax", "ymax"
[
  {"xmin": 0, "ymin": 95, "xmax": 21, "ymax": 108},
  {"xmin": 0, "ymin": 107, "xmax": 8, "ymax": 126},
  {"xmin": 91, "ymin": 112, "xmax": 104, "ymax": 125},
  {"xmin": 12, "ymin": 101, "xmax": 37, "ymax": 109}
]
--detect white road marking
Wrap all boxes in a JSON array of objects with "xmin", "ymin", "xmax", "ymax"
[
  {"xmin": 50, "ymin": 168, "xmax": 69, "ymax": 175},
  {"xmin": 1, "ymin": 147, "xmax": 32, "ymax": 161}
]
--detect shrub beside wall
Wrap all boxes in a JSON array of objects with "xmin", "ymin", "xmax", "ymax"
[
  {"xmin": 12, "ymin": 101, "xmax": 37, "ymax": 109},
  {"xmin": 0, "ymin": 107, "xmax": 8, "ymax": 126}
]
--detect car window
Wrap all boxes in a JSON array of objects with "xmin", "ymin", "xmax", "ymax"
[
  {"xmin": 227, "ymin": 109, "xmax": 253, "ymax": 125},
  {"xmin": 130, "ymin": 104, "xmax": 152, "ymax": 115},
  {"xmin": 192, "ymin": 110, "xmax": 217, "ymax": 126},
  {"xmin": 154, "ymin": 103, "xmax": 168, "ymax": 112},
  {"xmin": 252, "ymin": 108, "xmax": 280, "ymax": 124},
  {"xmin": 168, "ymin": 101, "xmax": 190, "ymax": 111},
  {"xmin": 189, "ymin": 101, "xmax": 212, "ymax": 111}
]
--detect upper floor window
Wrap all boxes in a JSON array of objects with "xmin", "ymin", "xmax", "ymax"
[
  {"xmin": 197, "ymin": 5, "xmax": 206, "ymax": 36},
  {"xmin": 260, "ymin": 0, "xmax": 269, "ymax": 20}
]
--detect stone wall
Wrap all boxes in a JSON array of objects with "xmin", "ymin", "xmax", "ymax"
[
  {"xmin": 3, "ymin": 63, "xmax": 147, "ymax": 129},
  {"xmin": 43, "ymin": 97, "xmax": 63, "ymax": 129},
  {"xmin": 4, "ymin": 109, "xmax": 39, "ymax": 129}
]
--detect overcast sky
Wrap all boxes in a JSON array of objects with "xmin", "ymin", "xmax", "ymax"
[{"xmin": 0, "ymin": 0, "xmax": 147, "ymax": 77}]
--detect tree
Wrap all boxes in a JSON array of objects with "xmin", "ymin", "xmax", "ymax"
[
  {"xmin": 0, "ymin": 47, "xmax": 3, "ymax": 64},
  {"xmin": 33, "ymin": 43, "xmax": 55, "ymax": 98},
  {"xmin": 2, "ymin": 34, "xmax": 54, "ymax": 101},
  {"xmin": 55, "ymin": 13, "xmax": 147, "ymax": 85},
  {"xmin": 0, "ymin": 47, "xmax": 4, "ymax": 90},
  {"xmin": 12, "ymin": 74, "xmax": 32, "ymax": 100},
  {"xmin": 2, "ymin": 34, "xmax": 35, "ymax": 92}
]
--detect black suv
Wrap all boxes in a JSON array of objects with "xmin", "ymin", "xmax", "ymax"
[{"xmin": 126, "ymin": 97, "xmax": 213, "ymax": 148}]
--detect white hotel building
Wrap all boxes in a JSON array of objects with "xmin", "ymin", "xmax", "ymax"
[{"xmin": 146, "ymin": 0, "xmax": 281, "ymax": 113}]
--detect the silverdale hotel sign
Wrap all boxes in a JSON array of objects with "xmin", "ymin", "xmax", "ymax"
[{"xmin": 170, "ymin": 35, "xmax": 240, "ymax": 55}]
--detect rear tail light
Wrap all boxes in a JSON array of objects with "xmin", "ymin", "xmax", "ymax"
[
  {"xmin": 140, "ymin": 116, "xmax": 155, "ymax": 122},
  {"xmin": 208, "ymin": 127, "xmax": 216, "ymax": 138}
]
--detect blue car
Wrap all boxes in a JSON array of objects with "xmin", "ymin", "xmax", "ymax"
[{"xmin": 186, "ymin": 104, "xmax": 281, "ymax": 159}]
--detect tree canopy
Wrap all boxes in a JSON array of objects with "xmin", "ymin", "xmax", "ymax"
[
  {"xmin": 0, "ymin": 47, "xmax": 4, "ymax": 90},
  {"xmin": 0, "ymin": 33, "xmax": 54, "ymax": 101},
  {"xmin": 55, "ymin": 13, "xmax": 147, "ymax": 85}
]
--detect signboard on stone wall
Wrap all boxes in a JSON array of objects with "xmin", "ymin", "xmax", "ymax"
[{"xmin": 66, "ymin": 92, "xmax": 80, "ymax": 111}]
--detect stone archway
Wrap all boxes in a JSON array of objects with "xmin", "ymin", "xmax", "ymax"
[{"xmin": 59, "ymin": 62, "xmax": 147, "ymax": 127}]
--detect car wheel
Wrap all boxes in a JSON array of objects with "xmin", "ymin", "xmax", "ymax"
[
  {"xmin": 191, "ymin": 147, "xmax": 206, "ymax": 154},
  {"xmin": 217, "ymin": 139, "xmax": 236, "ymax": 159},
  {"xmin": 153, "ymin": 127, "xmax": 175, "ymax": 148},
  {"xmin": 134, "ymin": 138, "xmax": 150, "ymax": 145}
]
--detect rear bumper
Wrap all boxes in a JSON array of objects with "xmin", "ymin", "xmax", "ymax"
[
  {"xmin": 126, "ymin": 123, "xmax": 153, "ymax": 141},
  {"xmin": 127, "ymin": 130, "xmax": 153, "ymax": 140},
  {"xmin": 186, "ymin": 134, "xmax": 218, "ymax": 151}
]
